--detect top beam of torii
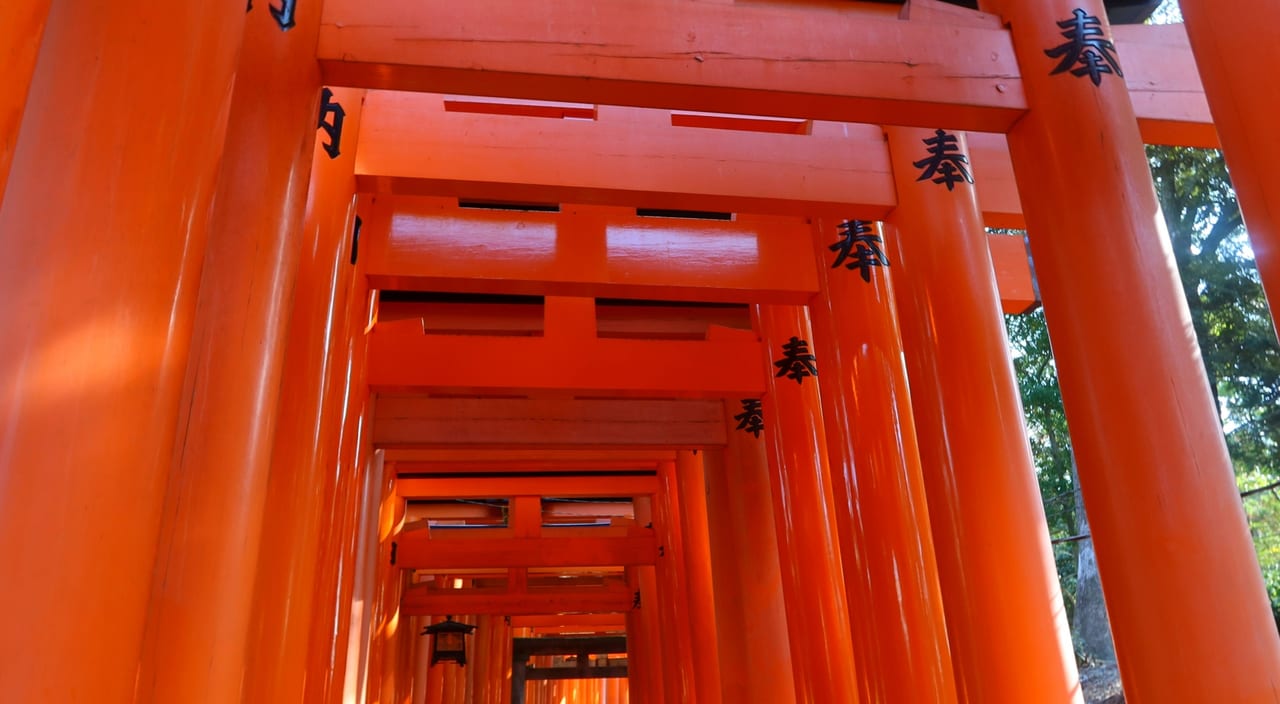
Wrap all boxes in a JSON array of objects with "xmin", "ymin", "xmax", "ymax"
[{"xmin": 316, "ymin": 0, "xmax": 1215, "ymax": 148}]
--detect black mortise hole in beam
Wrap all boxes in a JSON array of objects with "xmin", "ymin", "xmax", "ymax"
[
  {"xmin": 459, "ymin": 200, "xmax": 561, "ymax": 213},
  {"xmin": 635, "ymin": 208, "xmax": 732, "ymax": 221}
]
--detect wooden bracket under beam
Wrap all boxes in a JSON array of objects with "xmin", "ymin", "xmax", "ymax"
[{"xmin": 402, "ymin": 583, "xmax": 636, "ymax": 616}]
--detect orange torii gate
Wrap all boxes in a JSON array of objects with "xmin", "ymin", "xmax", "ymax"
[{"xmin": 3, "ymin": 1, "xmax": 1280, "ymax": 703}]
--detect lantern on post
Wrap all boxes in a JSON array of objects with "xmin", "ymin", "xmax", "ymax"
[{"xmin": 422, "ymin": 616, "xmax": 477, "ymax": 666}]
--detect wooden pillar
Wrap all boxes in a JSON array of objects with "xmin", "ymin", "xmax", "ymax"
[
  {"xmin": 753, "ymin": 305, "xmax": 861, "ymax": 704},
  {"xmin": 498, "ymin": 617, "xmax": 513, "ymax": 704},
  {"xmin": 0, "ymin": 2, "xmax": 244, "ymax": 699},
  {"xmin": 703, "ymin": 408, "xmax": 796, "ymax": 704},
  {"xmin": 885, "ymin": 126, "xmax": 1079, "ymax": 702},
  {"xmin": 464, "ymin": 614, "xmax": 478, "ymax": 704},
  {"xmin": 627, "ymin": 557, "xmax": 666, "ymax": 704},
  {"xmin": 699, "ymin": 447, "xmax": 750, "ymax": 704},
  {"xmin": 243, "ymin": 84, "xmax": 365, "ymax": 703},
  {"xmin": 414, "ymin": 616, "xmax": 432, "ymax": 704},
  {"xmin": 0, "ymin": 0, "xmax": 51, "ymax": 202},
  {"xmin": 442, "ymin": 660, "xmax": 461, "ymax": 704},
  {"xmin": 651, "ymin": 466, "xmax": 699, "ymax": 704},
  {"xmin": 135, "ymin": 5, "xmax": 326, "ymax": 699},
  {"xmin": 426, "ymin": 617, "xmax": 447, "ymax": 704},
  {"xmin": 370, "ymin": 471, "xmax": 407, "ymax": 704},
  {"xmin": 674, "ymin": 450, "xmax": 724, "ymax": 704},
  {"xmin": 805, "ymin": 218, "xmax": 958, "ymax": 703},
  {"xmin": 994, "ymin": 0, "xmax": 1280, "ymax": 698},
  {"xmin": 473, "ymin": 616, "xmax": 497, "ymax": 704},
  {"xmin": 1180, "ymin": 0, "xmax": 1280, "ymax": 332},
  {"xmin": 305, "ymin": 206, "xmax": 377, "ymax": 703},
  {"xmin": 343, "ymin": 446, "xmax": 389, "ymax": 703}
]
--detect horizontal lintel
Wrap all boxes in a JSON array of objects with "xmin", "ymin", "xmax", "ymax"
[
  {"xmin": 320, "ymin": 0, "xmax": 1212, "ymax": 145},
  {"xmin": 401, "ymin": 584, "xmax": 636, "ymax": 616},
  {"xmin": 367, "ymin": 330, "xmax": 766, "ymax": 397},
  {"xmin": 374, "ymin": 397, "xmax": 727, "ymax": 449},
  {"xmin": 397, "ymin": 474, "xmax": 659, "ymax": 500}
]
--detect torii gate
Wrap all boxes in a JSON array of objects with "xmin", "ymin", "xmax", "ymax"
[{"xmin": 2, "ymin": 1, "xmax": 1279, "ymax": 703}]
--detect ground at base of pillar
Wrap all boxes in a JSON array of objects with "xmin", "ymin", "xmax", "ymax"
[{"xmin": 1080, "ymin": 662, "xmax": 1123, "ymax": 704}]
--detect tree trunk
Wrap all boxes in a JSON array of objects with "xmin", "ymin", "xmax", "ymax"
[{"xmin": 1072, "ymin": 458, "xmax": 1116, "ymax": 662}]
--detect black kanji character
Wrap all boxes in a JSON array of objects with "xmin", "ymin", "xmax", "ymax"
[
  {"xmin": 1044, "ymin": 8, "xmax": 1123, "ymax": 86},
  {"xmin": 733, "ymin": 398, "xmax": 765, "ymax": 438},
  {"xmin": 317, "ymin": 87, "xmax": 346, "ymax": 159},
  {"xmin": 774, "ymin": 337, "xmax": 817, "ymax": 384},
  {"xmin": 829, "ymin": 220, "xmax": 889, "ymax": 282},
  {"xmin": 912, "ymin": 129, "xmax": 973, "ymax": 191}
]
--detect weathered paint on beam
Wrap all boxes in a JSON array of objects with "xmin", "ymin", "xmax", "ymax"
[
  {"xmin": 374, "ymin": 397, "xmax": 727, "ymax": 449},
  {"xmin": 396, "ymin": 532, "xmax": 658, "ymax": 569},
  {"xmin": 320, "ymin": 0, "xmax": 1213, "ymax": 145}
]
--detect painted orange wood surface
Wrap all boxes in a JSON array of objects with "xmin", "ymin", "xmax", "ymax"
[
  {"xmin": 650, "ymin": 472, "xmax": 698, "ymax": 704},
  {"xmin": 886, "ymin": 126, "xmax": 1080, "ymax": 703},
  {"xmin": 367, "ymin": 326, "xmax": 765, "ymax": 397},
  {"xmin": 374, "ymin": 397, "xmax": 726, "ymax": 449},
  {"xmin": 360, "ymin": 194, "xmax": 821, "ymax": 302},
  {"xmin": 702, "ymin": 407, "xmax": 797, "ymax": 704},
  {"xmin": 401, "ymin": 584, "xmax": 635, "ymax": 616},
  {"xmin": 395, "ymin": 533, "xmax": 658, "ymax": 569},
  {"xmin": 396, "ymin": 475, "xmax": 657, "ymax": 499},
  {"xmin": 359, "ymin": 194, "xmax": 1036, "ymax": 309},
  {"xmin": 0, "ymin": 0, "xmax": 50, "ymax": 204},
  {"xmin": 243, "ymin": 85, "xmax": 366, "ymax": 704},
  {"xmin": 755, "ymin": 305, "xmax": 861, "ymax": 704},
  {"xmin": 674, "ymin": 451, "xmax": 723, "ymax": 704},
  {"xmin": 320, "ymin": 0, "xmax": 1210, "ymax": 142},
  {"xmin": 357, "ymin": 93, "xmax": 894, "ymax": 219},
  {"xmin": 0, "ymin": 2, "xmax": 245, "ymax": 699},
  {"xmin": 999, "ymin": 0, "xmax": 1280, "ymax": 698},
  {"xmin": 135, "ymin": 4, "xmax": 325, "ymax": 698},
  {"xmin": 806, "ymin": 218, "xmax": 957, "ymax": 704},
  {"xmin": 1180, "ymin": 0, "xmax": 1280, "ymax": 336}
]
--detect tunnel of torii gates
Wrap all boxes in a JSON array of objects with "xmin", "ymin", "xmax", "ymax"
[{"xmin": 4, "ymin": 0, "xmax": 1280, "ymax": 703}]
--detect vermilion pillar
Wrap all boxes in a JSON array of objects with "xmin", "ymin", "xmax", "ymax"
[
  {"xmin": 702, "ymin": 406, "xmax": 796, "ymax": 704},
  {"xmin": 649, "ymin": 472, "xmax": 698, "ymax": 704},
  {"xmin": 0, "ymin": 0, "xmax": 50, "ymax": 202},
  {"xmin": 753, "ymin": 305, "xmax": 861, "ymax": 704},
  {"xmin": 314, "ymin": 219, "xmax": 374, "ymax": 701},
  {"xmin": 243, "ymin": 86, "xmax": 365, "ymax": 703},
  {"xmin": 699, "ymin": 447, "xmax": 749, "ymax": 704},
  {"xmin": 371, "ymin": 470, "xmax": 407, "ymax": 704},
  {"xmin": 135, "ymin": 5, "xmax": 325, "ymax": 699},
  {"xmin": 306, "ymin": 210, "xmax": 377, "ymax": 704},
  {"xmin": 0, "ymin": 3, "xmax": 244, "ymax": 699},
  {"xmin": 674, "ymin": 450, "xmax": 724, "ymax": 704},
  {"xmin": 425, "ymin": 617, "xmax": 447, "ymax": 704},
  {"xmin": 995, "ymin": 1, "xmax": 1280, "ymax": 698},
  {"xmin": 626, "ymin": 553, "xmax": 666, "ymax": 704},
  {"xmin": 472, "ymin": 616, "xmax": 496, "ymax": 704},
  {"xmin": 806, "ymin": 217, "xmax": 958, "ymax": 703},
  {"xmin": 1180, "ymin": 0, "xmax": 1280, "ymax": 331},
  {"xmin": 885, "ymin": 126, "xmax": 1079, "ymax": 703}
]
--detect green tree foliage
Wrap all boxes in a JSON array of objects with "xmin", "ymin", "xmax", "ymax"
[
  {"xmin": 1005, "ymin": 145, "xmax": 1280, "ymax": 624},
  {"xmin": 1005, "ymin": 309, "xmax": 1078, "ymax": 616},
  {"xmin": 1148, "ymin": 146, "xmax": 1280, "ymax": 474}
]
